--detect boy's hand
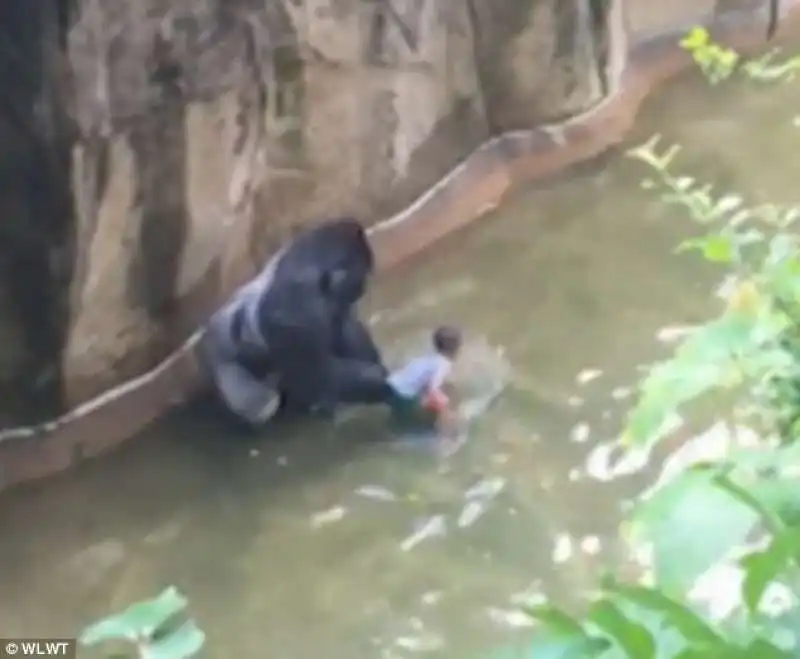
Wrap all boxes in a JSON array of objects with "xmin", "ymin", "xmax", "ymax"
[{"xmin": 422, "ymin": 389, "xmax": 450, "ymax": 413}]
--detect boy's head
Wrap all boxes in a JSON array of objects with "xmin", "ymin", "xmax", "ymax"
[{"xmin": 433, "ymin": 325, "xmax": 462, "ymax": 359}]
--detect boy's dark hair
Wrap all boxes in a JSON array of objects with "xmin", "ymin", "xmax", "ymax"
[{"xmin": 433, "ymin": 325, "xmax": 462, "ymax": 356}]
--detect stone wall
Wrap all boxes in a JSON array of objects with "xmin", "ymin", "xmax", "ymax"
[{"xmin": 0, "ymin": 0, "xmax": 789, "ymax": 442}]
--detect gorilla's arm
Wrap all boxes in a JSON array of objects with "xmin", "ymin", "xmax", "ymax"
[
  {"xmin": 257, "ymin": 275, "xmax": 338, "ymax": 413},
  {"xmin": 335, "ymin": 313, "xmax": 384, "ymax": 367},
  {"xmin": 331, "ymin": 357, "xmax": 394, "ymax": 404}
]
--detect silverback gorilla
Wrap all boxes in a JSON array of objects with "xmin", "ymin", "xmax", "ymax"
[{"xmin": 200, "ymin": 217, "xmax": 393, "ymax": 427}]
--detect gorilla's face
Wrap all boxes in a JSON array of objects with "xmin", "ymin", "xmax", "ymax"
[{"xmin": 324, "ymin": 266, "xmax": 367, "ymax": 307}]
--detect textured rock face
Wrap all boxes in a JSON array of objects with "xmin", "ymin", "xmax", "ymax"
[{"xmin": 0, "ymin": 0, "xmax": 776, "ymax": 429}]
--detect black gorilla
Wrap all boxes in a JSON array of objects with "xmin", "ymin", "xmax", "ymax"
[{"xmin": 200, "ymin": 217, "xmax": 393, "ymax": 426}]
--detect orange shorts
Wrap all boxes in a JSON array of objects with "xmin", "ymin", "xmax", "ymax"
[{"xmin": 421, "ymin": 389, "xmax": 450, "ymax": 414}]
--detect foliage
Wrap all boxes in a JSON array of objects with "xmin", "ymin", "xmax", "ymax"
[
  {"xmin": 680, "ymin": 26, "xmax": 800, "ymax": 83},
  {"xmin": 79, "ymin": 587, "xmax": 205, "ymax": 659},
  {"xmin": 507, "ymin": 27, "xmax": 800, "ymax": 659}
]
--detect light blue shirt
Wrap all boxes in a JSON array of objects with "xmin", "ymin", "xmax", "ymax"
[{"xmin": 388, "ymin": 353, "xmax": 451, "ymax": 398}]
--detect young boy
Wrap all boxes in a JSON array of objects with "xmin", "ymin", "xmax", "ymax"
[{"xmin": 387, "ymin": 325, "xmax": 463, "ymax": 435}]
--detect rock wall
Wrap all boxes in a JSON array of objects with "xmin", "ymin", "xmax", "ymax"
[{"xmin": 0, "ymin": 0, "xmax": 786, "ymax": 433}]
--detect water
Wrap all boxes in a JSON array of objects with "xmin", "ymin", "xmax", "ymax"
[{"xmin": 2, "ymin": 71, "xmax": 800, "ymax": 658}]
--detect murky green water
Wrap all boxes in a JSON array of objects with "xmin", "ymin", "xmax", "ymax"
[{"xmin": 1, "ymin": 70, "xmax": 800, "ymax": 658}]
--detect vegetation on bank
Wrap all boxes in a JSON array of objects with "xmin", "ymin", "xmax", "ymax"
[
  {"xmin": 75, "ymin": 27, "xmax": 800, "ymax": 659},
  {"xmin": 515, "ymin": 26, "xmax": 800, "ymax": 659}
]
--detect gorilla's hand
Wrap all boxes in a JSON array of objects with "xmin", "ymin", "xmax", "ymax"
[{"xmin": 331, "ymin": 358, "xmax": 394, "ymax": 405}]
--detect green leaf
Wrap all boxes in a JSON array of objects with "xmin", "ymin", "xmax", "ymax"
[
  {"xmin": 749, "ymin": 477, "xmax": 800, "ymax": 525},
  {"xmin": 586, "ymin": 599, "xmax": 656, "ymax": 659},
  {"xmin": 142, "ymin": 620, "xmax": 205, "ymax": 659},
  {"xmin": 517, "ymin": 634, "xmax": 610, "ymax": 659},
  {"xmin": 670, "ymin": 650, "xmax": 717, "ymax": 659},
  {"xmin": 630, "ymin": 471, "xmax": 760, "ymax": 593},
  {"xmin": 678, "ymin": 234, "xmax": 736, "ymax": 263},
  {"xmin": 625, "ymin": 311, "xmax": 764, "ymax": 446},
  {"xmin": 706, "ymin": 470, "xmax": 785, "ymax": 532},
  {"xmin": 600, "ymin": 579, "xmax": 727, "ymax": 648},
  {"xmin": 736, "ymin": 637, "xmax": 796, "ymax": 658},
  {"xmin": 680, "ymin": 27, "xmax": 710, "ymax": 51},
  {"xmin": 522, "ymin": 604, "xmax": 586, "ymax": 637},
  {"xmin": 740, "ymin": 527, "xmax": 800, "ymax": 614},
  {"xmin": 80, "ymin": 587, "xmax": 188, "ymax": 645}
]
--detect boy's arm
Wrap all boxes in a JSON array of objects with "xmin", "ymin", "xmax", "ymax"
[{"xmin": 427, "ymin": 361, "xmax": 451, "ymax": 393}]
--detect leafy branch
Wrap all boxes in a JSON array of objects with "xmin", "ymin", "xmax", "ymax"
[{"xmin": 509, "ymin": 27, "xmax": 800, "ymax": 659}]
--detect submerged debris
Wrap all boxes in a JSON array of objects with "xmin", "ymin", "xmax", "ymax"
[
  {"xmin": 355, "ymin": 485, "xmax": 397, "ymax": 502},
  {"xmin": 611, "ymin": 386, "xmax": 631, "ymax": 400},
  {"xmin": 311, "ymin": 505, "xmax": 347, "ymax": 528},
  {"xmin": 580, "ymin": 535, "xmax": 602, "ymax": 555},
  {"xmin": 393, "ymin": 633, "xmax": 445, "ymax": 653},
  {"xmin": 454, "ymin": 476, "xmax": 507, "ymax": 530},
  {"xmin": 552, "ymin": 533, "xmax": 574, "ymax": 564},
  {"xmin": 510, "ymin": 583, "xmax": 546, "ymax": 607},
  {"xmin": 421, "ymin": 591, "xmax": 443, "ymax": 606},
  {"xmin": 464, "ymin": 477, "xmax": 506, "ymax": 500},
  {"xmin": 486, "ymin": 607, "xmax": 535, "ymax": 629},
  {"xmin": 656, "ymin": 324, "xmax": 696, "ymax": 343},
  {"xmin": 585, "ymin": 441, "xmax": 651, "ymax": 482},
  {"xmin": 401, "ymin": 515, "xmax": 446, "ymax": 552},
  {"xmin": 457, "ymin": 499, "xmax": 489, "ymax": 528},
  {"xmin": 576, "ymin": 369, "xmax": 602, "ymax": 385},
  {"xmin": 569, "ymin": 422, "xmax": 590, "ymax": 444}
]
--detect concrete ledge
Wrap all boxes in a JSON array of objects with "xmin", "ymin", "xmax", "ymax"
[{"xmin": 1, "ymin": 7, "xmax": 799, "ymax": 493}]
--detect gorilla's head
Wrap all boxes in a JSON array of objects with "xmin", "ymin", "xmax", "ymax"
[
  {"xmin": 323, "ymin": 265, "xmax": 366, "ymax": 307},
  {"xmin": 315, "ymin": 217, "xmax": 373, "ymax": 307}
]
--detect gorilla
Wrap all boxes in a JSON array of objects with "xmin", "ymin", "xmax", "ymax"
[{"xmin": 199, "ymin": 217, "xmax": 394, "ymax": 427}]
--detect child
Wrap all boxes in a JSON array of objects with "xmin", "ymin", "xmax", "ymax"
[{"xmin": 387, "ymin": 325, "xmax": 463, "ymax": 436}]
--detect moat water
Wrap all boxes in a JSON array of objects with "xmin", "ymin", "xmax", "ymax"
[{"xmin": 1, "ymin": 69, "xmax": 800, "ymax": 658}]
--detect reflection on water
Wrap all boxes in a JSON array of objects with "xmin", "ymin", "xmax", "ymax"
[{"xmin": 2, "ymin": 71, "xmax": 800, "ymax": 658}]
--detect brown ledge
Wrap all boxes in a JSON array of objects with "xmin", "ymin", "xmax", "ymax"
[{"xmin": 1, "ymin": 7, "xmax": 799, "ymax": 493}]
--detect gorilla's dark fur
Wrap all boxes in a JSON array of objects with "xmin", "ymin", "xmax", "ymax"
[{"xmin": 200, "ymin": 218, "xmax": 392, "ymax": 426}]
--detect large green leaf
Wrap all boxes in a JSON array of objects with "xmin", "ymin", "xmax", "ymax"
[
  {"xmin": 600, "ymin": 579, "xmax": 727, "ymax": 649},
  {"xmin": 707, "ymin": 470, "xmax": 785, "ymax": 532},
  {"xmin": 677, "ymin": 314, "xmax": 757, "ymax": 362},
  {"xmin": 624, "ymin": 314, "xmax": 758, "ymax": 447},
  {"xmin": 736, "ymin": 637, "xmax": 797, "ymax": 658},
  {"xmin": 142, "ymin": 620, "xmax": 205, "ymax": 659},
  {"xmin": 740, "ymin": 528, "xmax": 800, "ymax": 614},
  {"xmin": 80, "ymin": 587, "xmax": 188, "ymax": 645},
  {"xmin": 630, "ymin": 471, "xmax": 760, "ymax": 593},
  {"xmin": 585, "ymin": 599, "xmax": 656, "ymax": 659},
  {"xmin": 750, "ymin": 477, "xmax": 800, "ymax": 526},
  {"xmin": 518, "ymin": 605, "xmax": 611, "ymax": 659},
  {"xmin": 522, "ymin": 604, "xmax": 587, "ymax": 637},
  {"xmin": 670, "ymin": 638, "xmax": 794, "ymax": 659}
]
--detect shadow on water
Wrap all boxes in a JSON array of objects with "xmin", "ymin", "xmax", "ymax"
[{"xmin": 2, "ymin": 69, "xmax": 800, "ymax": 657}]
